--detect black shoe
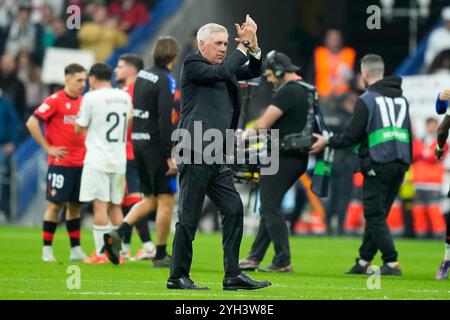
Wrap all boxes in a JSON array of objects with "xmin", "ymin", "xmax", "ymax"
[
  {"xmin": 166, "ymin": 276, "xmax": 210, "ymax": 290},
  {"xmin": 223, "ymin": 272, "xmax": 271, "ymax": 291},
  {"xmin": 238, "ymin": 258, "xmax": 259, "ymax": 271},
  {"xmin": 103, "ymin": 230, "xmax": 122, "ymax": 265},
  {"xmin": 380, "ymin": 263, "xmax": 402, "ymax": 276},
  {"xmin": 344, "ymin": 259, "xmax": 373, "ymax": 275}
]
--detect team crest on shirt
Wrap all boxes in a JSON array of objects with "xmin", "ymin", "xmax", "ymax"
[
  {"xmin": 50, "ymin": 189, "xmax": 57, "ymax": 197},
  {"xmin": 38, "ymin": 103, "xmax": 50, "ymax": 113}
]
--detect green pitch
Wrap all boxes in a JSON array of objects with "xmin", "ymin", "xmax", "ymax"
[{"xmin": 0, "ymin": 226, "xmax": 449, "ymax": 300}]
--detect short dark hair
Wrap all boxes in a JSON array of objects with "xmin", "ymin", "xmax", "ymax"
[
  {"xmin": 152, "ymin": 36, "xmax": 181, "ymax": 68},
  {"xmin": 88, "ymin": 63, "xmax": 112, "ymax": 81},
  {"xmin": 119, "ymin": 54, "xmax": 144, "ymax": 72},
  {"xmin": 64, "ymin": 63, "xmax": 86, "ymax": 75}
]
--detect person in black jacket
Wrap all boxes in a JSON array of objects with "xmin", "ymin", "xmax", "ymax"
[
  {"xmin": 167, "ymin": 17, "xmax": 271, "ymax": 291},
  {"xmin": 238, "ymin": 51, "xmax": 311, "ymax": 273},
  {"xmin": 311, "ymin": 54, "xmax": 412, "ymax": 276},
  {"xmin": 104, "ymin": 37, "xmax": 180, "ymax": 267}
]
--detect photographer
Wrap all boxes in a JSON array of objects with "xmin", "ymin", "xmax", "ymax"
[{"xmin": 239, "ymin": 51, "xmax": 312, "ymax": 273}]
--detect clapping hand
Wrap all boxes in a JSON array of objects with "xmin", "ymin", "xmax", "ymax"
[
  {"xmin": 439, "ymin": 90, "xmax": 450, "ymax": 102},
  {"xmin": 235, "ymin": 14, "xmax": 259, "ymax": 53}
]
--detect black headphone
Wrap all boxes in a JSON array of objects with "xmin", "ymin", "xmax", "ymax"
[{"xmin": 266, "ymin": 50, "xmax": 285, "ymax": 79}]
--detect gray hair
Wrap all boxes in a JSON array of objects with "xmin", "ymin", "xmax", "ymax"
[
  {"xmin": 197, "ymin": 23, "xmax": 228, "ymax": 42},
  {"xmin": 361, "ymin": 54, "xmax": 385, "ymax": 78}
]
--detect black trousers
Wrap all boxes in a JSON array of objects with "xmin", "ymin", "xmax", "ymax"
[
  {"xmin": 170, "ymin": 163, "xmax": 244, "ymax": 278},
  {"xmin": 248, "ymin": 154, "xmax": 308, "ymax": 267},
  {"xmin": 326, "ymin": 157, "xmax": 356, "ymax": 234},
  {"xmin": 359, "ymin": 161, "xmax": 408, "ymax": 264}
]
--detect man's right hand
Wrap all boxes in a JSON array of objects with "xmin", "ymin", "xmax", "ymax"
[
  {"xmin": 45, "ymin": 146, "xmax": 68, "ymax": 160},
  {"xmin": 439, "ymin": 90, "xmax": 450, "ymax": 101}
]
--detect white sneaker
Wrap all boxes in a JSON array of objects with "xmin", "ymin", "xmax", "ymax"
[
  {"xmin": 135, "ymin": 242, "xmax": 156, "ymax": 260},
  {"xmin": 70, "ymin": 246, "xmax": 88, "ymax": 261},
  {"xmin": 42, "ymin": 246, "xmax": 56, "ymax": 262}
]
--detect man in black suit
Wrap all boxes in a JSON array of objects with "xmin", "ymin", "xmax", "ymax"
[{"xmin": 167, "ymin": 16, "xmax": 272, "ymax": 291}]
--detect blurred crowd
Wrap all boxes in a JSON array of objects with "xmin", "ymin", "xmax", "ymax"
[
  {"xmin": 1, "ymin": 2, "xmax": 450, "ymax": 240},
  {"xmin": 0, "ymin": 0, "xmax": 155, "ymax": 220}
]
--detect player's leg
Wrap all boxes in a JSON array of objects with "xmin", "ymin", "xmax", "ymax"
[
  {"xmin": 435, "ymin": 190, "xmax": 450, "ymax": 280},
  {"xmin": 116, "ymin": 196, "xmax": 157, "ymax": 243},
  {"xmin": 121, "ymin": 159, "xmax": 154, "ymax": 258},
  {"xmin": 66, "ymin": 202, "xmax": 88, "ymax": 261},
  {"xmin": 153, "ymin": 193, "xmax": 176, "ymax": 266},
  {"xmin": 92, "ymin": 200, "xmax": 111, "ymax": 258},
  {"xmin": 42, "ymin": 201, "xmax": 64, "ymax": 262},
  {"xmin": 79, "ymin": 167, "xmax": 111, "ymax": 263}
]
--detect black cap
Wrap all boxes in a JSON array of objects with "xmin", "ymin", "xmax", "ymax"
[{"xmin": 264, "ymin": 50, "xmax": 300, "ymax": 74}]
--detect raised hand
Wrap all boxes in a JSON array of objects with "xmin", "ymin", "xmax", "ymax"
[
  {"xmin": 235, "ymin": 14, "xmax": 259, "ymax": 52},
  {"xmin": 439, "ymin": 90, "xmax": 450, "ymax": 101}
]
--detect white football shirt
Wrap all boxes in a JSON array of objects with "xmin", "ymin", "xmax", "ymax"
[{"xmin": 76, "ymin": 88, "xmax": 132, "ymax": 174}]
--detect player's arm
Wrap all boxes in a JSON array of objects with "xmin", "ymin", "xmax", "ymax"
[
  {"xmin": 436, "ymin": 115, "xmax": 450, "ymax": 160},
  {"xmin": 75, "ymin": 94, "xmax": 91, "ymax": 135},
  {"xmin": 26, "ymin": 115, "xmax": 68, "ymax": 160},
  {"xmin": 74, "ymin": 123, "xmax": 86, "ymax": 135},
  {"xmin": 437, "ymin": 90, "xmax": 450, "ymax": 114},
  {"xmin": 158, "ymin": 79, "xmax": 177, "ymax": 176}
]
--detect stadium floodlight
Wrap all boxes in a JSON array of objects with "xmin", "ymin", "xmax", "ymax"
[
  {"xmin": 417, "ymin": 0, "xmax": 431, "ymax": 18},
  {"xmin": 380, "ymin": 0, "xmax": 395, "ymax": 18}
]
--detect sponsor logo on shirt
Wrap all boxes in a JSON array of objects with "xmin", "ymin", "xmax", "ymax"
[
  {"xmin": 137, "ymin": 70, "xmax": 159, "ymax": 83},
  {"xmin": 134, "ymin": 109, "xmax": 150, "ymax": 119},
  {"xmin": 131, "ymin": 133, "xmax": 151, "ymax": 141},
  {"xmin": 64, "ymin": 115, "xmax": 77, "ymax": 124},
  {"xmin": 38, "ymin": 103, "xmax": 51, "ymax": 113}
]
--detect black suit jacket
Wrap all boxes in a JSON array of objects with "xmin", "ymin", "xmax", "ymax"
[{"xmin": 176, "ymin": 49, "xmax": 262, "ymax": 153}]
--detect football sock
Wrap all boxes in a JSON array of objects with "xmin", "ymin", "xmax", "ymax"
[
  {"xmin": 155, "ymin": 244, "xmax": 167, "ymax": 260},
  {"xmin": 121, "ymin": 206, "xmax": 132, "ymax": 244},
  {"xmin": 117, "ymin": 222, "xmax": 132, "ymax": 240},
  {"xmin": 136, "ymin": 219, "xmax": 151, "ymax": 243},
  {"xmin": 66, "ymin": 218, "xmax": 81, "ymax": 248},
  {"xmin": 93, "ymin": 224, "xmax": 111, "ymax": 256},
  {"xmin": 444, "ymin": 244, "xmax": 450, "ymax": 261},
  {"xmin": 43, "ymin": 221, "xmax": 57, "ymax": 246}
]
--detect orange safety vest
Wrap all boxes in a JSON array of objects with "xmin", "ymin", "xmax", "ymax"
[{"xmin": 314, "ymin": 47, "xmax": 356, "ymax": 97}]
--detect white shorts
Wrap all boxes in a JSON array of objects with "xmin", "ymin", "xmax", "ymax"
[{"xmin": 79, "ymin": 167, "xmax": 125, "ymax": 205}]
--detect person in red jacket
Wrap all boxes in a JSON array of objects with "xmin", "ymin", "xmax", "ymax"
[
  {"xmin": 108, "ymin": 0, "xmax": 149, "ymax": 33},
  {"xmin": 412, "ymin": 118, "xmax": 447, "ymax": 239}
]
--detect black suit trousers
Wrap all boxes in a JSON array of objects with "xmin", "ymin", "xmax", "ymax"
[{"xmin": 170, "ymin": 162, "xmax": 244, "ymax": 279}]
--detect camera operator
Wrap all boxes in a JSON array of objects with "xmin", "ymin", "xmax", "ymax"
[{"xmin": 239, "ymin": 51, "xmax": 314, "ymax": 273}]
